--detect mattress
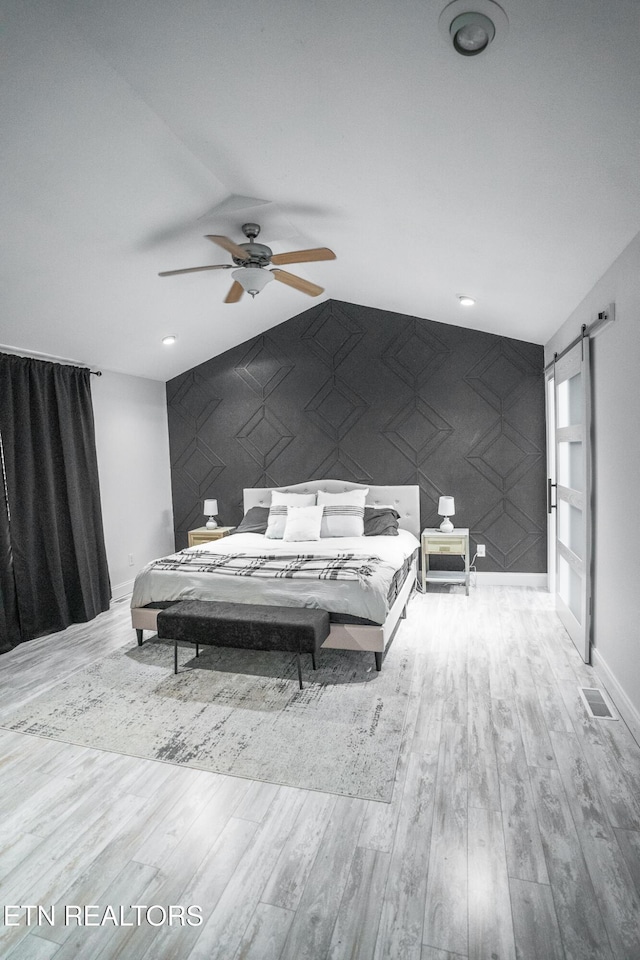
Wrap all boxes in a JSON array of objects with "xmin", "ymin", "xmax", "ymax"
[
  {"xmin": 131, "ymin": 530, "xmax": 420, "ymax": 626},
  {"xmin": 329, "ymin": 548, "xmax": 418, "ymax": 625}
]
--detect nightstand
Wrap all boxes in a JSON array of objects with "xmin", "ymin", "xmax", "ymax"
[
  {"xmin": 421, "ymin": 527, "xmax": 470, "ymax": 596},
  {"xmin": 188, "ymin": 526, "xmax": 235, "ymax": 547}
]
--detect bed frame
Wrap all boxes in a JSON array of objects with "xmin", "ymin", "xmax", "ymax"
[{"xmin": 131, "ymin": 479, "xmax": 420, "ymax": 664}]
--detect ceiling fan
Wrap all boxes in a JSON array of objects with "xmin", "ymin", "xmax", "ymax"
[{"xmin": 158, "ymin": 223, "xmax": 336, "ymax": 303}]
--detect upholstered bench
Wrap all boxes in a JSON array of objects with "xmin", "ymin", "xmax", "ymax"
[{"xmin": 156, "ymin": 600, "xmax": 330, "ymax": 689}]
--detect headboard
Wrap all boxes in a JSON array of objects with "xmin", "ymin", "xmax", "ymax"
[{"xmin": 243, "ymin": 479, "xmax": 421, "ymax": 539}]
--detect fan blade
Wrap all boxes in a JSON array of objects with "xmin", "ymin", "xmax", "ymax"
[
  {"xmin": 270, "ymin": 247, "xmax": 336, "ymax": 266},
  {"xmin": 206, "ymin": 234, "xmax": 249, "ymax": 260},
  {"xmin": 158, "ymin": 264, "xmax": 232, "ymax": 276},
  {"xmin": 224, "ymin": 280, "xmax": 244, "ymax": 303},
  {"xmin": 271, "ymin": 269, "xmax": 324, "ymax": 297}
]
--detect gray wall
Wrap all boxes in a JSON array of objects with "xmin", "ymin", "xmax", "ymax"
[
  {"xmin": 92, "ymin": 370, "xmax": 174, "ymax": 599},
  {"xmin": 167, "ymin": 300, "xmax": 546, "ymax": 572},
  {"xmin": 545, "ymin": 230, "xmax": 640, "ymax": 728}
]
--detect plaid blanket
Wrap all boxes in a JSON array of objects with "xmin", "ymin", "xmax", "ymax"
[{"xmin": 149, "ymin": 550, "xmax": 384, "ymax": 583}]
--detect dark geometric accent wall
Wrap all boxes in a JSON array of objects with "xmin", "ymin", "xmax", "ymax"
[{"xmin": 167, "ymin": 300, "xmax": 547, "ymax": 571}]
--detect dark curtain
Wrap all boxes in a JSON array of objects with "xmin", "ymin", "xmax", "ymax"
[
  {"xmin": 0, "ymin": 354, "xmax": 111, "ymax": 649},
  {"xmin": 0, "ymin": 433, "xmax": 21, "ymax": 652}
]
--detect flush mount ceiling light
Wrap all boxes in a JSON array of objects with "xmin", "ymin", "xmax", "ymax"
[
  {"xmin": 459, "ymin": 295, "xmax": 476, "ymax": 306},
  {"xmin": 162, "ymin": 335, "xmax": 176, "ymax": 345},
  {"xmin": 439, "ymin": 0, "xmax": 509, "ymax": 57}
]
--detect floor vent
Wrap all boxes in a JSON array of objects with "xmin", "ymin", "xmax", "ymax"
[{"xmin": 579, "ymin": 686, "xmax": 617, "ymax": 721}]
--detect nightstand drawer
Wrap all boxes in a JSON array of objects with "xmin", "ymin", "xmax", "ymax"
[{"xmin": 423, "ymin": 537, "xmax": 467, "ymax": 554}]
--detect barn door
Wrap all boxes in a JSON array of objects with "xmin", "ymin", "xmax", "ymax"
[{"xmin": 553, "ymin": 336, "xmax": 592, "ymax": 662}]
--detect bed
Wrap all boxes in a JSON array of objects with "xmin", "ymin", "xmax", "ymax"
[{"xmin": 130, "ymin": 480, "xmax": 420, "ymax": 665}]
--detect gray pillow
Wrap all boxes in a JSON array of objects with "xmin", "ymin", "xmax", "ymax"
[
  {"xmin": 363, "ymin": 507, "xmax": 400, "ymax": 536},
  {"xmin": 233, "ymin": 506, "xmax": 269, "ymax": 535}
]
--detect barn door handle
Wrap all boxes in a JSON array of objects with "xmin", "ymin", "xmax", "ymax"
[{"xmin": 547, "ymin": 479, "xmax": 557, "ymax": 514}]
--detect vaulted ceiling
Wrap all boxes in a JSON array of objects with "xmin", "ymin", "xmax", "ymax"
[{"xmin": 2, "ymin": 0, "xmax": 639, "ymax": 381}]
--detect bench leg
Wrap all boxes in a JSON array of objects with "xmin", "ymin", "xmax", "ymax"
[
  {"xmin": 174, "ymin": 640, "xmax": 178, "ymax": 675},
  {"xmin": 375, "ymin": 651, "xmax": 382, "ymax": 672},
  {"xmin": 196, "ymin": 642, "xmax": 200, "ymax": 658},
  {"xmin": 311, "ymin": 651, "xmax": 317, "ymax": 671},
  {"xmin": 296, "ymin": 652, "xmax": 303, "ymax": 690},
  {"xmin": 136, "ymin": 629, "xmax": 143, "ymax": 646}
]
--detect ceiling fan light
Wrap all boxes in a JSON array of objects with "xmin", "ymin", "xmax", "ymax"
[{"xmin": 232, "ymin": 267, "xmax": 274, "ymax": 298}]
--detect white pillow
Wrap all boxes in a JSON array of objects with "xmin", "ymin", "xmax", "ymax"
[
  {"xmin": 317, "ymin": 489, "xmax": 369, "ymax": 506},
  {"xmin": 283, "ymin": 505, "xmax": 323, "ymax": 542},
  {"xmin": 265, "ymin": 491, "xmax": 317, "ymax": 539},
  {"xmin": 272, "ymin": 490, "xmax": 317, "ymax": 506},
  {"xmin": 317, "ymin": 488, "xmax": 368, "ymax": 538}
]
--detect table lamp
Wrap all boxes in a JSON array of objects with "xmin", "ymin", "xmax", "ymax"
[
  {"xmin": 204, "ymin": 499, "xmax": 218, "ymax": 529},
  {"xmin": 438, "ymin": 496, "xmax": 455, "ymax": 533}
]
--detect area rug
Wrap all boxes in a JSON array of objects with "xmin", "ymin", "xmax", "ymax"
[{"xmin": 0, "ymin": 628, "xmax": 416, "ymax": 802}]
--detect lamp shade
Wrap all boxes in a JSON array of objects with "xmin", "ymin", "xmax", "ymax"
[
  {"xmin": 232, "ymin": 267, "xmax": 274, "ymax": 298},
  {"xmin": 438, "ymin": 496, "xmax": 455, "ymax": 517},
  {"xmin": 203, "ymin": 499, "xmax": 218, "ymax": 517}
]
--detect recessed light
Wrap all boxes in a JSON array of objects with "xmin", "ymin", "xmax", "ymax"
[
  {"xmin": 450, "ymin": 12, "xmax": 494, "ymax": 55},
  {"xmin": 162, "ymin": 335, "xmax": 177, "ymax": 345},
  {"xmin": 459, "ymin": 296, "xmax": 476, "ymax": 307},
  {"xmin": 439, "ymin": 1, "xmax": 509, "ymax": 57}
]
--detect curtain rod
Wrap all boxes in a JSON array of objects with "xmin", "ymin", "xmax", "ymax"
[{"xmin": 0, "ymin": 344, "xmax": 102, "ymax": 376}]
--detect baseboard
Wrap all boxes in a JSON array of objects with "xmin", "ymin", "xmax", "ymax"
[
  {"xmin": 591, "ymin": 647, "xmax": 640, "ymax": 747},
  {"xmin": 475, "ymin": 572, "xmax": 548, "ymax": 588},
  {"xmin": 110, "ymin": 579, "xmax": 135, "ymax": 604}
]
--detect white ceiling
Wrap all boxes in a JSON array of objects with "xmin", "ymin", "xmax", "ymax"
[{"xmin": 2, "ymin": 0, "xmax": 639, "ymax": 381}]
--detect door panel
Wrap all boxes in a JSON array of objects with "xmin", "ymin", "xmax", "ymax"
[{"xmin": 553, "ymin": 337, "xmax": 592, "ymax": 662}]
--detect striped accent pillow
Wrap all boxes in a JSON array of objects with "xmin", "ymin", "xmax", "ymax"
[
  {"xmin": 319, "ymin": 503, "xmax": 365, "ymax": 538},
  {"xmin": 317, "ymin": 488, "xmax": 369, "ymax": 538}
]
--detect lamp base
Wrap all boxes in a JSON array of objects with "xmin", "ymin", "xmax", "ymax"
[
  {"xmin": 439, "ymin": 517, "xmax": 454, "ymax": 533},
  {"xmin": 205, "ymin": 518, "xmax": 218, "ymax": 529}
]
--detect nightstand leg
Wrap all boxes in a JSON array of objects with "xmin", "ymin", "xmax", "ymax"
[{"xmin": 465, "ymin": 545, "xmax": 470, "ymax": 595}]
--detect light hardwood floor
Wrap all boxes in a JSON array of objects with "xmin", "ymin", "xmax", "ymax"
[{"xmin": 1, "ymin": 586, "xmax": 640, "ymax": 959}]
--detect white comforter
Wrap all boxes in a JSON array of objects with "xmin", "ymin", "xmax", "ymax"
[{"xmin": 130, "ymin": 530, "xmax": 420, "ymax": 625}]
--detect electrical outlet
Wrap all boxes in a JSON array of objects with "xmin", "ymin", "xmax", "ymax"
[
  {"xmin": 128, "ymin": 553, "xmax": 134, "ymax": 566},
  {"xmin": 476, "ymin": 544, "xmax": 486, "ymax": 557}
]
